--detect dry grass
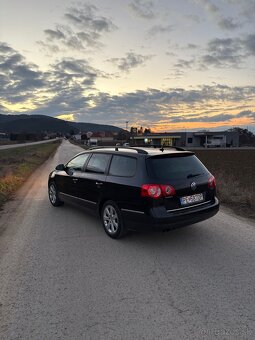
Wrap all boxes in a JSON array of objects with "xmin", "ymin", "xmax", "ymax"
[
  {"xmin": 192, "ymin": 149, "xmax": 255, "ymax": 219},
  {"xmin": 0, "ymin": 141, "xmax": 60, "ymax": 207}
]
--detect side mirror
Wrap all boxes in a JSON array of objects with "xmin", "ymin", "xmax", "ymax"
[{"xmin": 55, "ymin": 163, "xmax": 65, "ymax": 171}]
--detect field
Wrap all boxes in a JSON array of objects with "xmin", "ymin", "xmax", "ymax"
[
  {"xmin": 192, "ymin": 149, "xmax": 255, "ymax": 219},
  {"xmin": 0, "ymin": 141, "xmax": 60, "ymax": 208}
]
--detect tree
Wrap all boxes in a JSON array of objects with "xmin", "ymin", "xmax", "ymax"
[
  {"xmin": 227, "ymin": 127, "xmax": 255, "ymax": 146},
  {"xmin": 138, "ymin": 126, "xmax": 143, "ymax": 134},
  {"xmin": 144, "ymin": 128, "xmax": 152, "ymax": 134}
]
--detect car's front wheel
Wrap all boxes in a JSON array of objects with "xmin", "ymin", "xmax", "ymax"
[
  {"xmin": 101, "ymin": 201, "xmax": 127, "ymax": 239},
  {"xmin": 48, "ymin": 182, "xmax": 63, "ymax": 207}
]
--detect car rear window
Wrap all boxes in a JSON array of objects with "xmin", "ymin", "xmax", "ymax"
[
  {"xmin": 109, "ymin": 155, "xmax": 136, "ymax": 177},
  {"xmin": 146, "ymin": 154, "xmax": 208, "ymax": 180}
]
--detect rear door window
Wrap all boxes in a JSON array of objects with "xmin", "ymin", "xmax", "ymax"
[
  {"xmin": 86, "ymin": 153, "xmax": 111, "ymax": 174},
  {"xmin": 147, "ymin": 155, "xmax": 208, "ymax": 180},
  {"xmin": 109, "ymin": 155, "xmax": 137, "ymax": 177}
]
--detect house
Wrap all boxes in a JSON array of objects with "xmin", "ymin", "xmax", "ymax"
[
  {"xmin": 132, "ymin": 132, "xmax": 183, "ymax": 146},
  {"xmin": 132, "ymin": 131, "xmax": 239, "ymax": 148}
]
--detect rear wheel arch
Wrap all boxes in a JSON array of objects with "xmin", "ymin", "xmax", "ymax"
[
  {"xmin": 98, "ymin": 198, "xmax": 111, "ymax": 215},
  {"xmin": 101, "ymin": 200, "xmax": 127, "ymax": 239}
]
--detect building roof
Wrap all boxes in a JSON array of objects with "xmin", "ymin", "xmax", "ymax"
[{"xmin": 134, "ymin": 135, "xmax": 181, "ymax": 139}]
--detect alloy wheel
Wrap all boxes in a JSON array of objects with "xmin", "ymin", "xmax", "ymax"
[
  {"xmin": 49, "ymin": 184, "xmax": 57, "ymax": 204},
  {"xmin": 103, "ymin": 205, "xmax": 119, "ymax": 234}
]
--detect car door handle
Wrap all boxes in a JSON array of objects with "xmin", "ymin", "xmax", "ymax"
[
  {"xmin": 72, "ymin": 178, "xmax": 79, "ymax": 183},
  {"xmin": 96, "ymin": 182, "xmax": 103, "ymax": 186}
]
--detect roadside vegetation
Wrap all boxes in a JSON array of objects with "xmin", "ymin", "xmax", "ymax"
[
  {"xmin": 193, "ymin": 149, "xmax": 255, "ymax": 219},
  {"xmin": 0, "ymin": 141, "xmax": 60, "ymax": 208}
]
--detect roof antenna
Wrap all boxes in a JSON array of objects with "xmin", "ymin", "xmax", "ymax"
[{"xmin": 160, "ymin": 146, "xmax": 164, "ymax": 152}]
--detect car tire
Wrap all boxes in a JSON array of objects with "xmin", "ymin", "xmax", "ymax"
[
  {"xmin": 101, "ymin": 201, "xmax": 127, "ymax": 239},
  {"xmin": 48, "ymin": 182, "xmax": 63, "ymax": 207}
]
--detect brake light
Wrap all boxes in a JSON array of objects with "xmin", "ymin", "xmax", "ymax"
[
  {"xmin": 208, "ymin": 175, "xmax": 216, "ymax": 189},
  {"xmin": 141, "ymin": 184, "xmax": 176, "ymax": 199},
  {"xmin": 161, "ymin": 185, "xmax": 176, "ymax": 197}
]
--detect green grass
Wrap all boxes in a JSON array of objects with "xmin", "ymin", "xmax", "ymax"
[
  {"xmin": 192, "ymin": 149, "xmax": 255, "ymax": 219},
  {"xmin": 0, "ymin": 141, "xmax": 60, "ymax": 207}
]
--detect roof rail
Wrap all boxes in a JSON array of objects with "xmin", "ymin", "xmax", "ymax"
[
  {"xmin": 89, "ymin": 145, "xmax": 187, "ymax": 153},
  {"xmin": 129, "ymin": 144, "xmax": 186, "ymax": 151},
  {"xmin": 89, "ymin": 145, "xmax": 148, "ymax": 154}
]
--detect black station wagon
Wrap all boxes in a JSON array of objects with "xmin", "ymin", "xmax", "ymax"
[{"xmin": 48, "ymin": 146, "xmax": 219, "ymax": 238}]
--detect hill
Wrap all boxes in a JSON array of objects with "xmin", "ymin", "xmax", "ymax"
[{"xmin": 0, "ymin": 114, "xmax": 122, "ymax": 134}]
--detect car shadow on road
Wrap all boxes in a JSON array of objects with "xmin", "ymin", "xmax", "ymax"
[{"xmin": 53, "ymin": 201, "xmax": 217, "ymax": 249}]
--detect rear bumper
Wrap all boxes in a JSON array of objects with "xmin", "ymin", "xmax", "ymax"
[{"xmin": 121, "ymin": 197, "xmax": 219, "ymax": 231}]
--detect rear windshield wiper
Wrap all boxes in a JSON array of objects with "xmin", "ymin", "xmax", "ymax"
[{"xmin": 187, "ymin": 173, "xmax": 201, "ymax": 179}]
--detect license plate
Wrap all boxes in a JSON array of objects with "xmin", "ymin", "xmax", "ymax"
[{"xmin": 180, "ymin": 193, "xmax": 204, "ymax": 206}]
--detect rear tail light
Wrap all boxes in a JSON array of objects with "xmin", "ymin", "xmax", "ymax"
[
  {"xmin": 141, "ymin": 184, "xmax": 176, "ymax": 199},
  {"xmin": 161, "ymin": 185, "xmax": 176, "ymax": 197},
  {"xmin": 208, "ymin": 175, "xmax": 216, "ymax": 189}
]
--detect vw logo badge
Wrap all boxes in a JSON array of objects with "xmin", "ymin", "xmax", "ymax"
[{"xmin": 191, "ymin": 182, "xmax": 196, "ymax": 191}]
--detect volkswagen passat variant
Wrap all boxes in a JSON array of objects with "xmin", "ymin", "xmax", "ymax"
[{"xmin": 48, "ymin": 146, "xmax": 219, "ymax": 238}]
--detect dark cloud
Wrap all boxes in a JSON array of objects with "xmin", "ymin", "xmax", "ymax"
[
  {"xmin": 76, "ymin": 31, "xmax": 100, "ymax": 47},
  {"xmin": 187, "ymin": 43, "xmax": 198, "ymax": 49},
  {"xmin": 170, "ymin": 110, "xmax": 255, "ymax": 123},
  {"xmin": 107, "ymin": 52, "xmax": 154, "ymax": 72},
  {"xmin": 174, "ymin": 59, "xmax": 194, "ymax": 69},
  {"xmin": 199, "ymin": 35, "xmax": 255, "ymax": 69},
  {"xmin": 244, "ymin": 34, "xmax": 255, "ymax": 55},
  {"xmin": 165, "ymin": 70, "xmax": 184, "ymax": 80},
  {"xmin": 236, "ymin": 110, "xmax": 255, "ymax": 119},
  {"xmin": 16, "ymin": 56, "xmax": 102, "ymax": 117},
  {"xmin": 193, "ymin": 0, "xmax": 241, "ymax": 31},
  {"xmin": 44, "ymin": 29, "xmax": 66, "ymax": 40},
  {"xmin": 0, "ymin": 42, "xmax": 45, "ymax": 103},
  {"xmin": 50, "ymin": 58, "xmax": 98, "ymax": 87},
  {"xmin": 147, "ymin": 24, "xmax": 173, "ymax": 36},
  {"xmin": 65, "ymin": 4, "xmax": 117, "ymax": 32},
  {"xmin": 166, "ymin": 35, "xmax": 248, "ymax": 73},
  {"xmin": 37, "ymin": 41, "xmax": 60, "ymax": 53},
  {"xmin": 0, "ymin": 43, "xmax": 15, "ymax": 54},
  {"xmin": 129, "ymin": 0, "xmax": 156, "ymax": 19},
  {"xmin": 218, "ymin": 17, "xmax": 240, "ymax": 30},
  {"xmin": 173, "ymin": 36, "xmax": 252, "ymax": 71},
  {"xmin": 39, "ymin": 4, "xmax": 117, "ymax": 52},
  {"xmin": 79, "ymin": 85, "xmax": 255, "ymax": 125},
  {"xmin": 0, "ymin": 42, "xmax": 102, "ymax": 115}
]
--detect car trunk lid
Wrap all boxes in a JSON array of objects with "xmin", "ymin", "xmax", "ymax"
[{"xmin": 146, "ymin": 153, "xmax": 215, "ymax": 211}]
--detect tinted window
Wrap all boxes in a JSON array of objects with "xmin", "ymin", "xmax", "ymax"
[
  {"xmin": 109, "ymin": 155, "xmax": 136, "ymax": 177},
  {"xmin": 66, "ymin": 153, "xmax": 90, "ymax": 171},
  {"xmin": 147, "ymin": 155, "xmax": 208, "ymax": 180},
  {"xmin": 86, "ymin": 153, "xmax": 111, "ymax": 174}
]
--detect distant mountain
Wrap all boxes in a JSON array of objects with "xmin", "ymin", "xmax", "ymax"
[{"xmin": 0, "ymin": 114, "xmax": 122, "ymax": 134}]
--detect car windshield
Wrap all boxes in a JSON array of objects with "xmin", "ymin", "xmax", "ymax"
[{"xmin": 146, "ymin": 154, "xmax": 208, "ymax": 180}]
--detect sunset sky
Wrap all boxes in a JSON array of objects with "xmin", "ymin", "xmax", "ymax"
[{"xmin": 0, "ymin": 0, "xmax": 254, "ymax": 132}]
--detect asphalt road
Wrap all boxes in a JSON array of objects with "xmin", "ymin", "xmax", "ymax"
[
  {"xmin": 0, "ymin": 139, "xmax": 60, "ymax": 150},
  {"xmin": 0, "ymin": 140, "xmax": 254, "ymax": 339}
]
